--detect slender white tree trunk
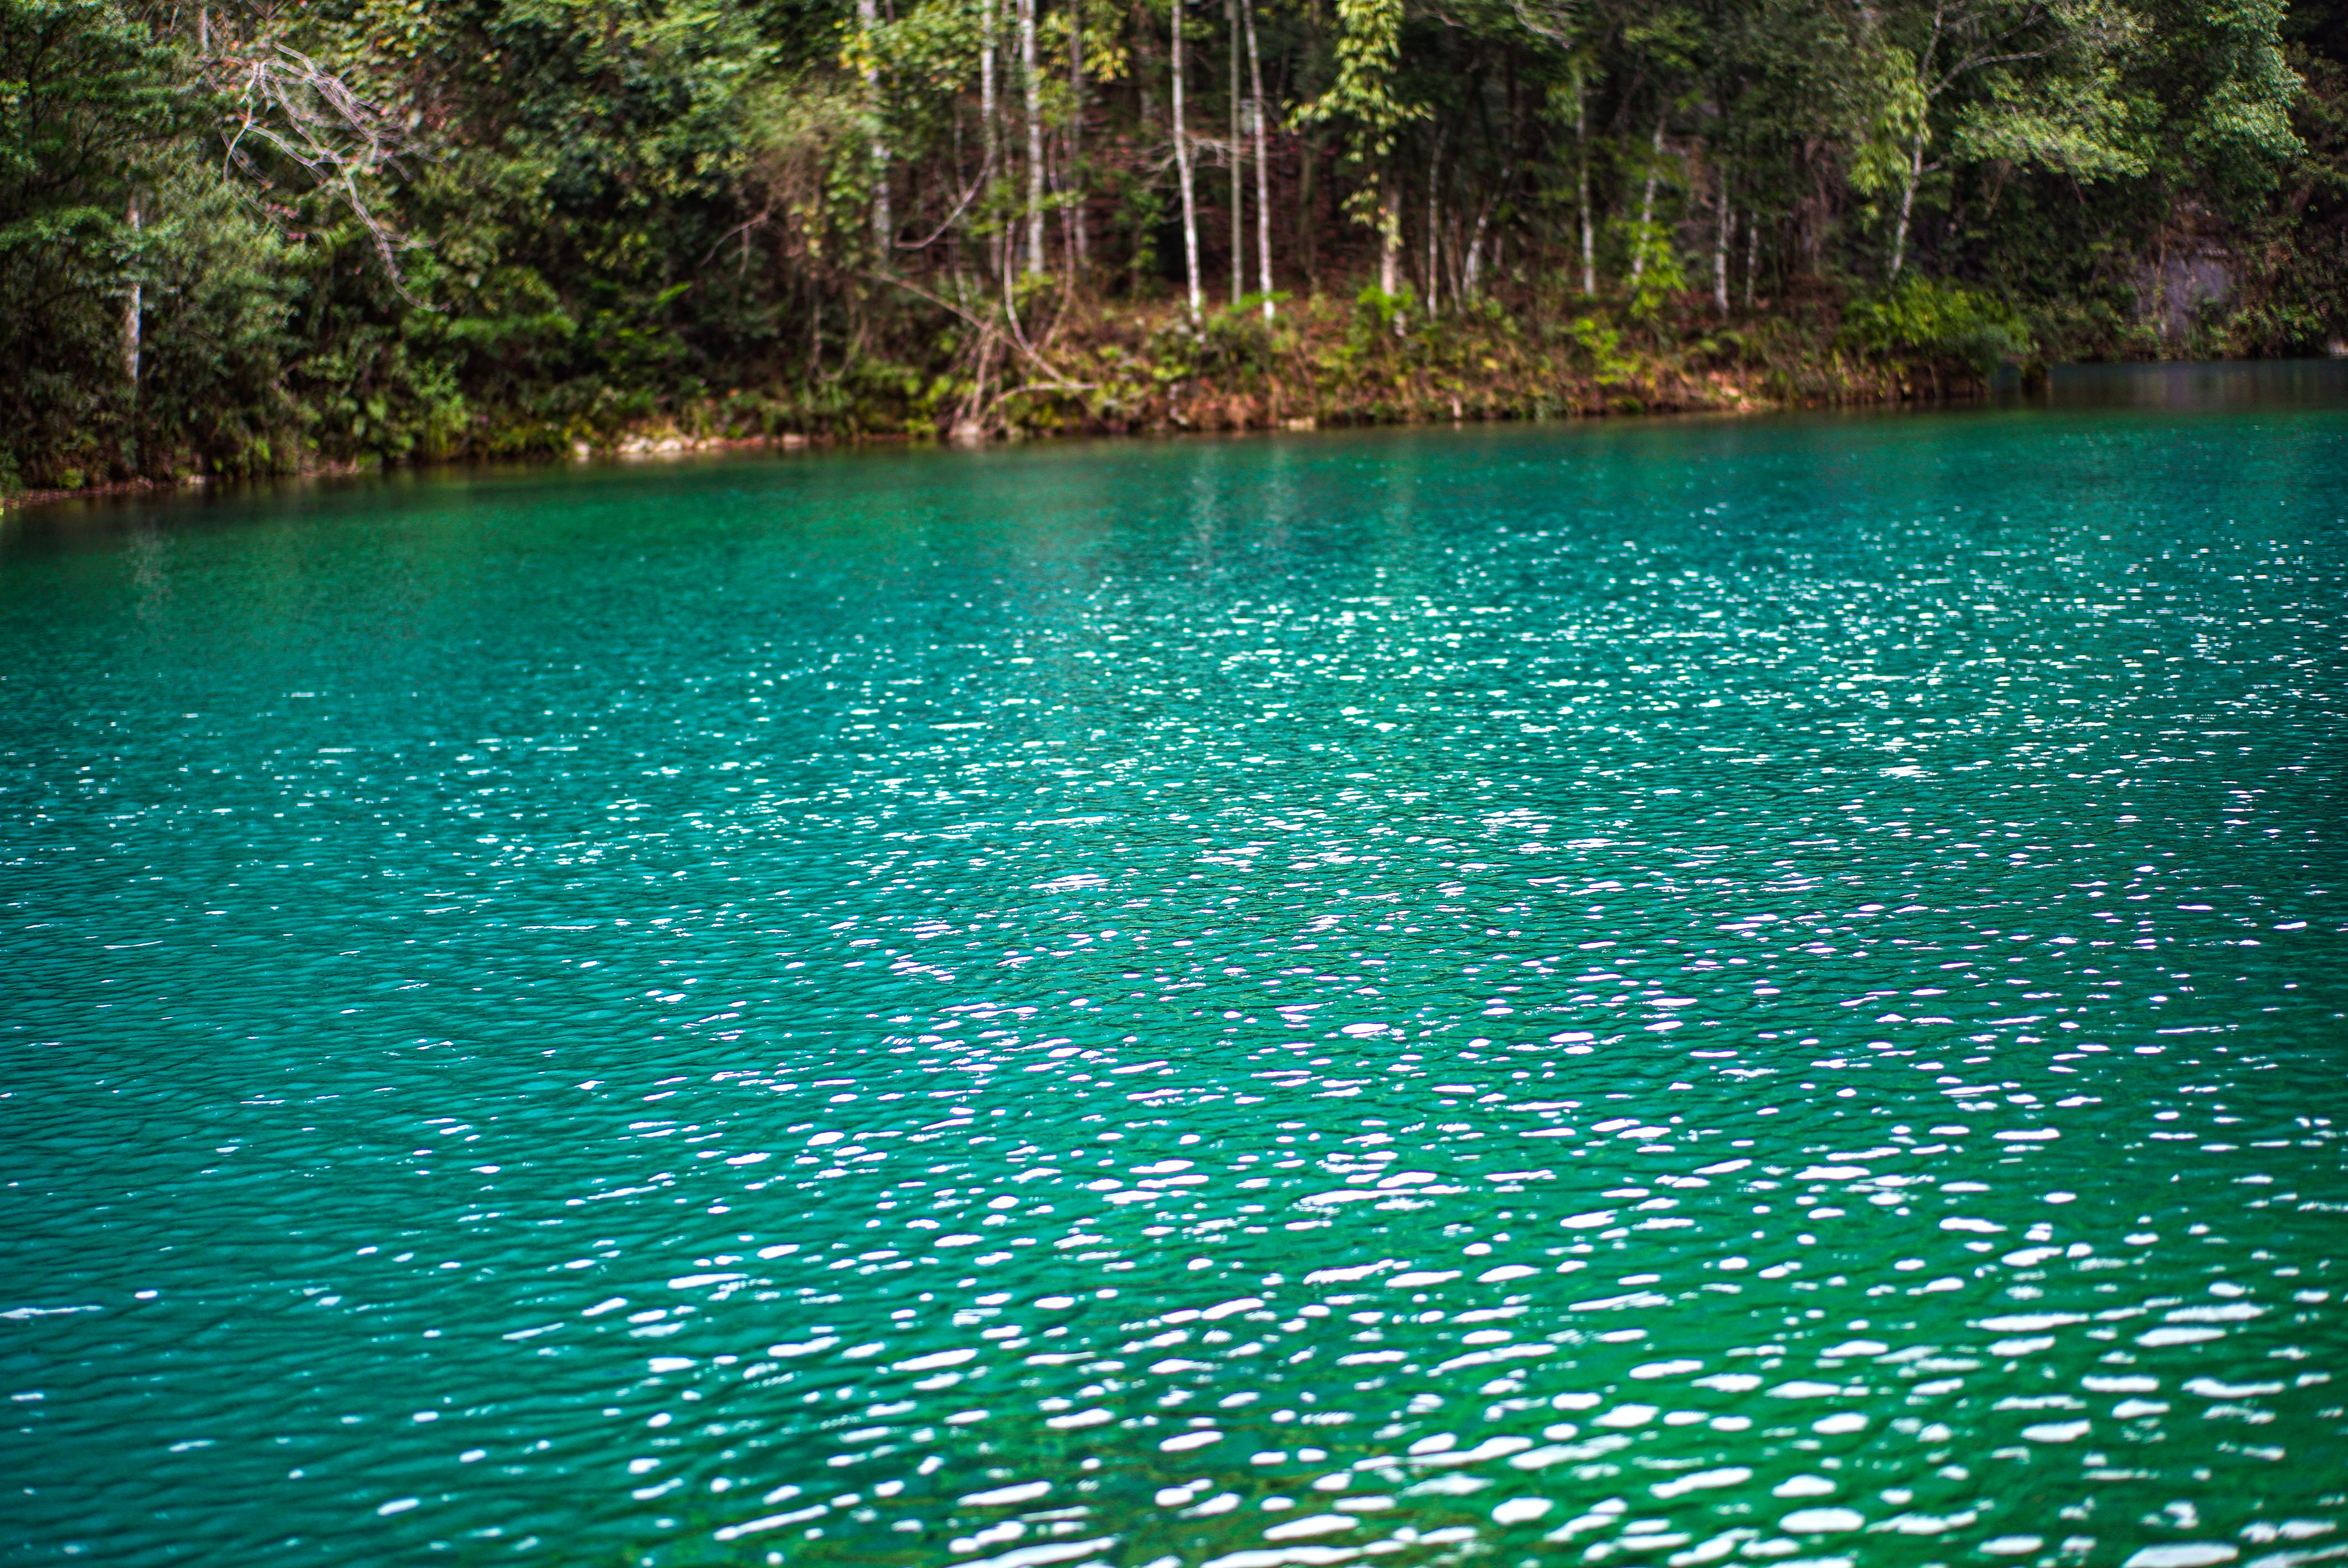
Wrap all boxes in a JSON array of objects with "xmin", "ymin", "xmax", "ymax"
[
  {"xmin": 1425, "ymin": 129, "xmax": 1441, "ymax": 315},
  {"xmin": 1242, "ymin": 0, "xmax": 1271, "ymax": 316},
  {"xmin": 1889, "ymin": 6, "xmax": 1946, "ymax": 280},
  {"xmin": 981, "ymin": 0, "xmax": 997, "ymax": 151},
  {"xmin": 1576, "ymin": 84, "xmax": 1594, "ymax": 296},
  {"xmin": 1228, "ymin": 0, "xmax": 1243, "ymax": 305},
  {"xmin": 1712, "ymin": 173, "xmax": 1729, "ymax": 315},
  {"xmin": 981, "ymin": 0, "xmax": 1001, "ymax": 285},
  {"xmin": 1464, "ymin": 179, "xmax": 1494, "ymax": 296},
  {"xmin": 122, "ymin": 196, "xmax": 141, "ymax": 390},
  {"xmin": 1171, "ymin": 0, "xmax": 1202, "ymax": 323},
  {"xmin": 1378, "ymin": 172, "xmax": 1400, "ymax": 304},
  {"xmin": 1021, "ymin": 0, "xmax": 1044, "ymax": 274},
  {"xmin": 1745, "ymin": 209, "xmax": 1758, "ymax": 306},
  {"xmin": 1069, "ymin": 6, "xmax": 1086, "ymax": 273},
  {"xmin": 1628, "ymin": 110, "xmax": 1665, "ymax": 285},
  {"xmin": 1888, "ymin": 123, "xmax": 1925, "ymax": 278},
  {"xmin": 858, "ymin": 0, "xmax": 890, "ymax": 257}
]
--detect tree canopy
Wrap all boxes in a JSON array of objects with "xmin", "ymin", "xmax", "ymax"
[{"xmin": 1, "ymin": 0, "xmax": 2336, "ymax": 489}]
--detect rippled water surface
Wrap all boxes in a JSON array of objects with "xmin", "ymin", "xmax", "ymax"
[{"xmin": 4, "ymin": 405, "xmax": 2346, "ymax": 1568}]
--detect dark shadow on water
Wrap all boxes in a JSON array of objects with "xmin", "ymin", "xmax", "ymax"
[{"xmin": 1989, "ymin": 354, "xmax": 2348, "ymax": 409}]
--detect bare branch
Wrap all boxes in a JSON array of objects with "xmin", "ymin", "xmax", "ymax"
[
  {"xmin": 862, "ymin": 269, "xmax": 1082, "ymax": 388},
  {"xmin": 195, "ymin": 35, "xmax": 431, "ymax": 301},
  {"xmin": 898, "ymin": 148, "xmax": 998, "ymax": 251}
]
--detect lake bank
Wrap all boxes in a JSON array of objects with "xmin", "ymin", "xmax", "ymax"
[
  {"xmin": 0, "ymin": 310, "xmax": 1909, "ymax": 513},
  {"xmin": 11, "ymin": 343, "xmax": 2341, "ymax": 519},
  {"xmin": 0, "ymin": 275, "xmax": 2138, "ymax": 506}
]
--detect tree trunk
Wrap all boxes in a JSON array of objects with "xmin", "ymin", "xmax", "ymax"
[
  {"xmin": 1297, "ymin": 130, "xmax": 1317, "ymax": 287},
  {"xmin": 1744, "ymin": 209, "xmax": 1758, "ymax": 307},
  {"xmin": 1576, "ymin": 82, "xmax": 1594, "ymax": 296},
  {"xmin": 1069, "ymin": 3, "xmax": 1086, "ymax": 274},
  {"xmin": 1021, "ymin": 0, "xmax": 1044, "ymax": 274},
  {"xmin": 859, "ymin": 0, "xmax": 890, "ymax": 257},
  {"xmin": 1242, "ymin": 0, "xmax": 1272, "ymax": 317},
  {"xmin": 982, "ymin": 0, "xmax": 1001, "ymax": 286},
  {"xmin": 1712, "ymin": 175, "xmax": 1729, "ymax": 316},
  {"xmin": 1628, "ymin": 110, "xmax": 1665, "ymax": 285},
  {"xmin": 1228, "ymin": 0, "xmax": 1243, "ymax": 306},
  {"xmin": 1171, "ymin": 0, "xmax": 1203, "ymax": 323},
  {"xmin": 1888, "ymin": 123, "xmax": 1925, "ymax": 278},
  {"xmin": 1425, "ymin": 128, "xmax": 1441, "ymax": 315},
  {"xmin": 1378, "ymin": 168, "xmax": 1401, "ymax": 326},
  {"xmin": 122, "ymin": 196, "xmax": 142, "ymax": 391},
  {"xmin": 1464, "ymin": 166, "xmax": 1502, "ymax": 297}
]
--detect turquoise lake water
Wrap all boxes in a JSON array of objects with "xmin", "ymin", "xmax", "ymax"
[{"xmin": 3, "ymin": 390, "xmax": 2345, "ymax": 1568}]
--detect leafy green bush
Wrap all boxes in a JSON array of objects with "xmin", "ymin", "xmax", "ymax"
[
  {"xmin": 1566, "ymin": 315, "xmax": 1639, "ymax": 381},
  {"xmin": 1198, "ymin": 300, "xmax": 1286, "ymax": 375},
  {"xmin": 1353, "ymin": 282, "xmax": 1415, "ymax": 334},
  {"xmin": 1618, "ymin": 222, "xmax": 1686, "ymax": 327},
  {"xmin": 1839, "ymin": 277, "xmax": 2033, "ymax": 378}
]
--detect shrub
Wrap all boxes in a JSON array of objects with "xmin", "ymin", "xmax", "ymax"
[{"xmin": 1839, "ymin": 276, "xmax": 2033, "ymax": 378}]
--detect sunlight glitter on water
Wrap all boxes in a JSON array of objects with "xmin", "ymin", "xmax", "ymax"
[{"xmin": 1, "ymin": 406, "xmax": 2343, "ymax": 1567}]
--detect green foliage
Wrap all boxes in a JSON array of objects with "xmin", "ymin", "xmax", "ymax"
[
  {"xmin": 1195, "ymin": 299, "xmax": 1281, "ymax": 373},
  {"xmin": 1353, "ymin": 281, "xmax": 1412, "ymax": 331},
  {"xmin": 1619, "ymin": 221, "xmax": 1685, "ymax": 324},
  {"xmin": 1299, "ymin": 0, "xmax": 1418, "ymax": 159},
  {"xmin": 0, "ymin": 0, "xmax": 2337, "ymax": 492},
  {"xmin": 1299, "ymin": 0, "xmax": 1422, "ymax": 238},
  {"xmin": 1566, "ymin": 314, "xmax": 1639, "ymax": 380},
  {"xmin": 1840, "ymin": 276, "xmax": 2033, "ymax": 375},
  {"xmin": 1, "ymin": 0, "xmax": 218, "ymax": 486}
]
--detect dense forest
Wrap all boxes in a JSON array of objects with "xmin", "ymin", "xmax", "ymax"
[{"xmin": 3, "ymin": 0, "xmax": 2343, "ymax": 489}]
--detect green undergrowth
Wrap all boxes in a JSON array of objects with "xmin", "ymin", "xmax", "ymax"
[
  {"xmin": 4, "ymin": 284, "xmax": 2032, "ymax": 499},
  {"xmin": 34, "ymin": 260, "xmax": 2338, "ymax": 498}
]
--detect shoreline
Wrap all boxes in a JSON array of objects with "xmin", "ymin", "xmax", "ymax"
[
  {"xmin": 0, "ymin": 286, "xmax": 1983, "ymax": 512},
  {"xmin": 7, "ymin": 348, "xmax": 2334, "ymax": 517},
  {"xmin": 0, "ymin": 379, "xmax": 1959, "ymax": 515},
  {"xmin": 0, "ymin": 403, "xmax": 1846, "ymax": 515}
]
